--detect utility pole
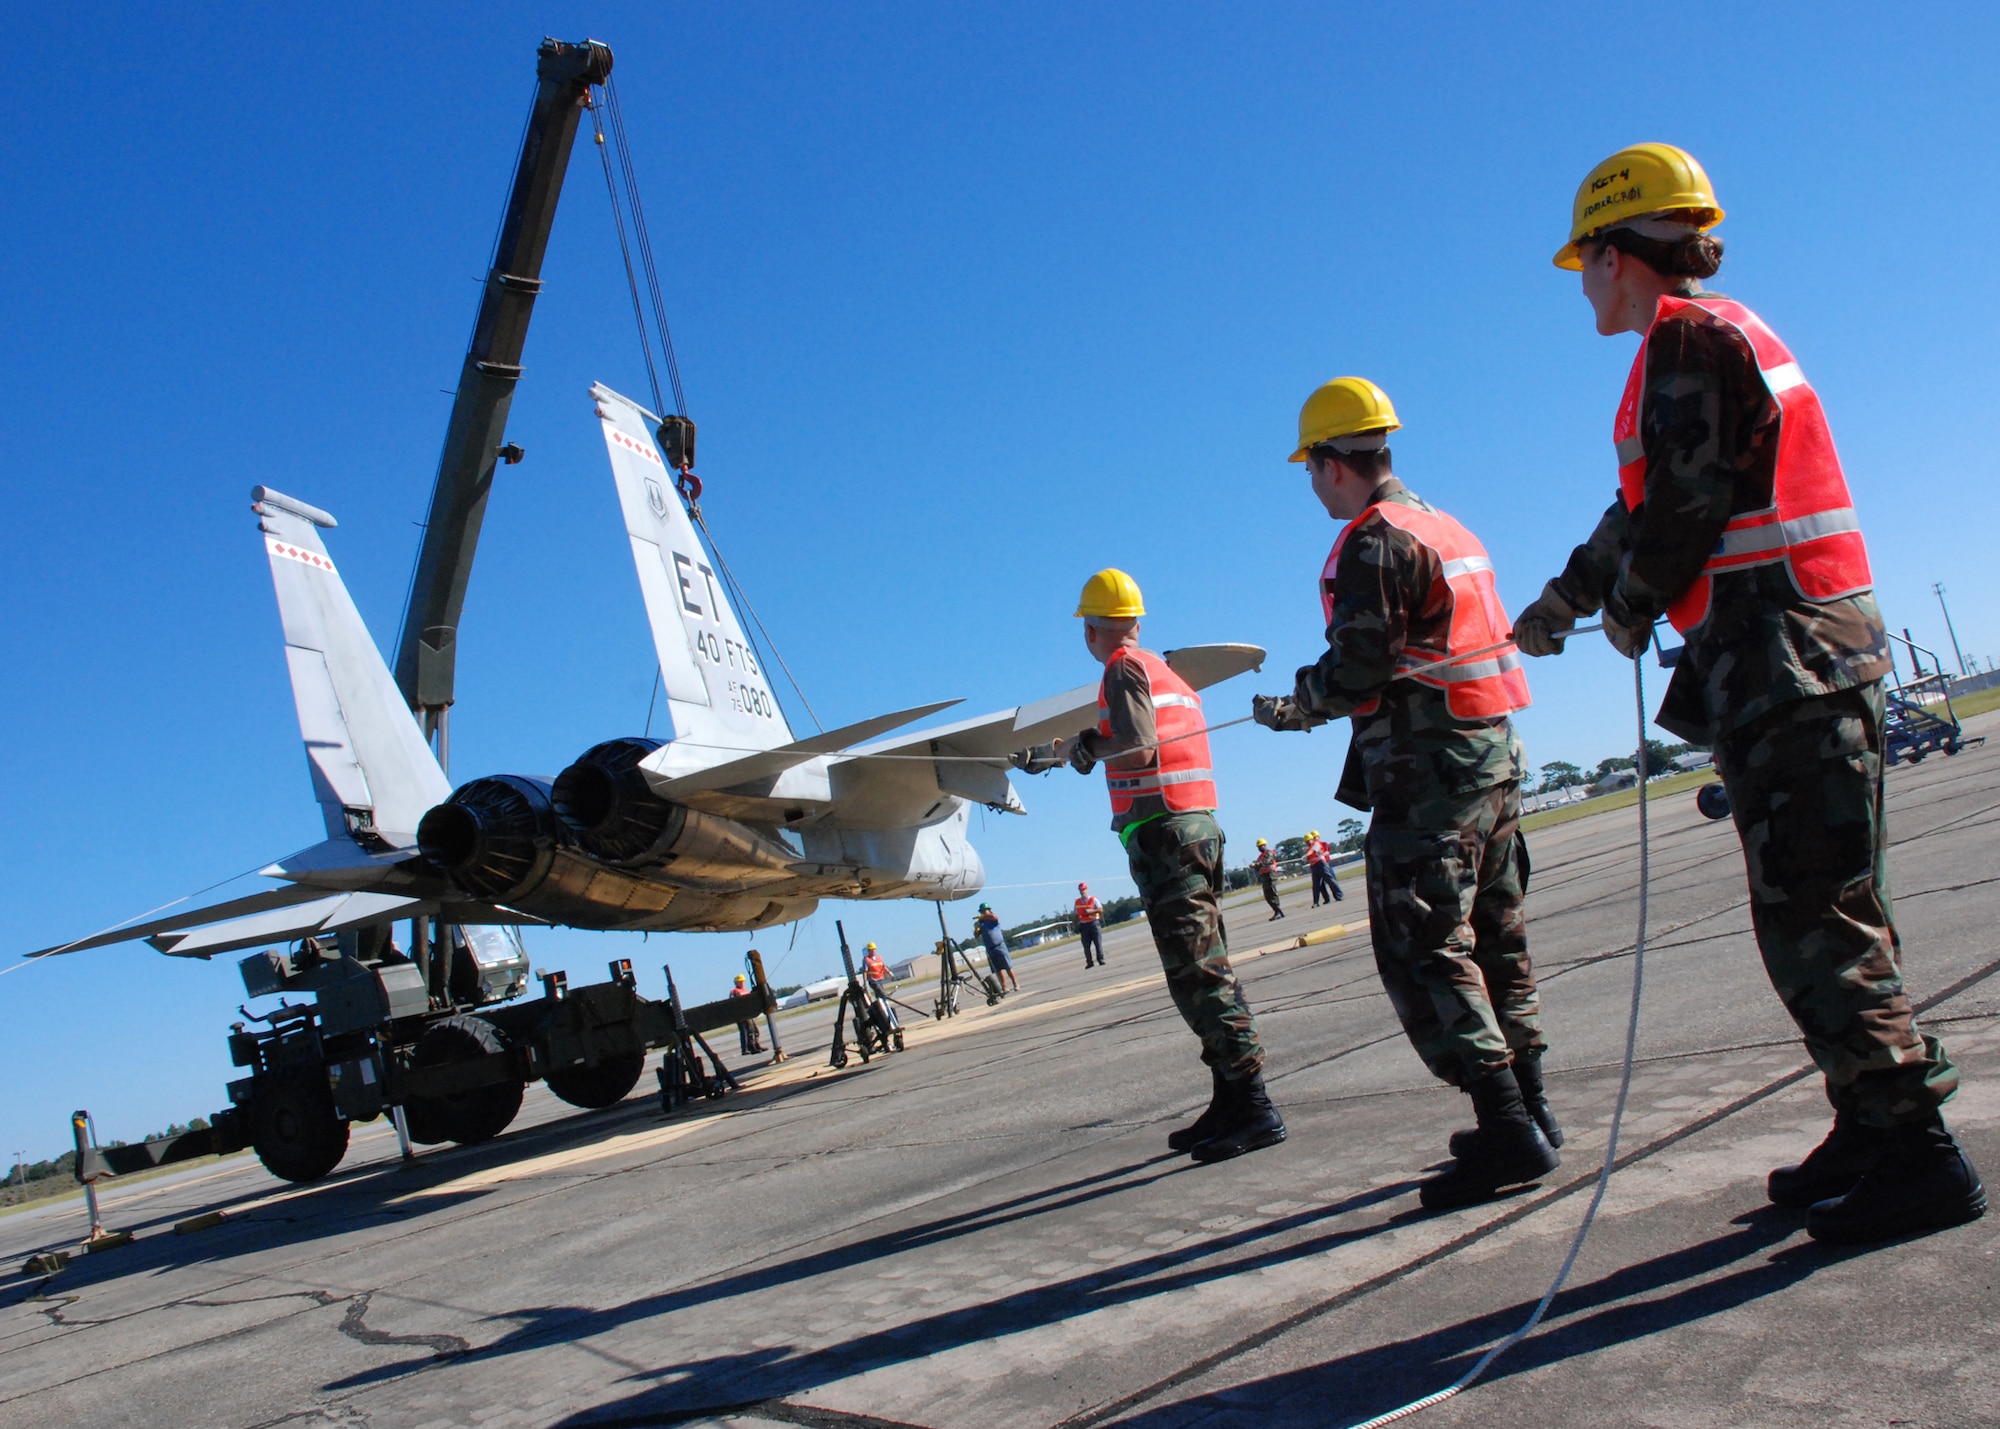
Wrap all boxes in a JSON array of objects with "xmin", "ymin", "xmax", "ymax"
[{"xmin": 1934, "ymin": 583, "xmax": 1968, "ymax": 676}]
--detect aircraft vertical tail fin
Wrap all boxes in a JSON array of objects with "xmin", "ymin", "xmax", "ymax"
[
  {"xmin": 252, "ymin": 488, "xmax": 452, "ymax": 845},
  {"xmin": 591, "ymin": 383, "xmax": 798, "ymax": 773}
]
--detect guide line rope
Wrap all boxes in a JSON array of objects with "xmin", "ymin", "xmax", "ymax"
[
  {"xmin": 657, "ymin": 627, "xmax": 1606, "ymax": 767},
  {"xmin": 1342, "ymin": 650, "xmax": 1651, "ymax": 1429}
]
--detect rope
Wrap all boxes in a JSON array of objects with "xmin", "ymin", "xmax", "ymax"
[
  {"xmin": 590, "ymin": 91, "xmax": 667, "ymax": 422},
  {"xmin": 1342, "ymin": 651, "xmax": 1650, "ymax": 1429}
]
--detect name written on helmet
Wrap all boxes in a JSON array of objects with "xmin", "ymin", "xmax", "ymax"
[{"xmin": 1582, "ymin": 181, "xmax": 1644, "ymax": 223}]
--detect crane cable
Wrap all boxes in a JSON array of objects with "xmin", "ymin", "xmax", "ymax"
[
  {"xmin": 1343, "ymin": 650, "xmax": 1652, "ymax": 1429},
  {"xmin": 589, "ymin": 78, "xmax": 825, "ymax": 734}
]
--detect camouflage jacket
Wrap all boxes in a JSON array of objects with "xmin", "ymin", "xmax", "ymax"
[
  {"xmin": 1293, "ymin": 480, "xmax": 1524, "ymax": 817},
  {"xmin": 1548, "ymin": 291, "xmax": 1891, "ymax": 744}
]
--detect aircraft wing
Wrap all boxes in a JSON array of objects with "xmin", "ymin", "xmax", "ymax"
[{"xmin": 812, "ymin": 643, "xmax": 1267, "ymax": 827}]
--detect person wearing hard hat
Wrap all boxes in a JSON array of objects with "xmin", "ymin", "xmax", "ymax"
[
  {"xmin": 1074, "ymin": 882, "xmax": 1106, "ymax": 969},
  {"xmin": 861, "ymin": 942, "xmax": 900, "ymax": 1034},
  {"xmin": 973, "ymin": 904, "xmax": 1019, "ymax": 993},
  {"xmin": 1014, "ymin": 569, "xmax": 1285, "ymax": 1163},
  {"xmin": 730, "ymin": 971, "xmax": 764, "ymax": 1055},
  {"xmin": 1515, "ymin": 144, "xmax": 1981, "ymax": 1245},
  {"xmin": 1250, "ymin": 839, "xmax": 1285, "ymax": 921},
  {"xmin": 1304, "ymin": 830, "xmax": 1342, "ymax": 906},
  {"xmin": 1252, "ymin": 377, "xmax": 1557, "ymax": 1211}
]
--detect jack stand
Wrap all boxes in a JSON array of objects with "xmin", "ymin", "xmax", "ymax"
[
  {"xmin": 390, "ymin": 1105, "xmax": 417, "ymax": 1162},
  {"xmin": 70, "ymin": 1111, "xmax": 106, "ymax": 1241},
  {"xmin": 658, "ymin": 963, "xmax": 743, "ymax": 1113},
  {"xmin": 748, "ymin": 949, "xmax": 788, "ymax": 1063}
]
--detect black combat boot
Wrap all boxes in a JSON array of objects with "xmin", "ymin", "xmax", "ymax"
[
  {"xmin": 1190, "ymin": 1072, "xmax": 1287, "ymax": 1163},
  {"xmin": 1805, "ymin": 1117, "xmax": 1986, "ymax": 1244},
  {"xmin": 1768, "ymin": 1115, "xmax": 1878, "ymax": 1209},
  {"xmin": 1168, "ymin": 1065, "xmax": 1229, "ymax": 1154},
  {"xmin": 1420, "ymin": 1068, "xmax": 1559, "ymax": 1211},
  {"xmin": 1449, "ymin": 1057, "xmax": 1563, "ymax": 1159}
]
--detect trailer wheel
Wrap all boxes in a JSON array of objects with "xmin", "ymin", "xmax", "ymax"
[
  {"xmin": 403, "ymin": 1015, "xmax": 523, "ymax": 1145},
  {"xmin": 250, "ymin": 1068, "xmax": 350, "ymax": 1183},
  {"xmin": 546, "ymin": 1053, "xmax": 646, "ymax": 1110}
]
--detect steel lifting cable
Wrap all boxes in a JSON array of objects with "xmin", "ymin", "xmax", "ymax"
[
  {"xmin": 590, "ymin": 80, "xmax": 825, "ymax": 733},
  {"xmin": 1342, "ymin": 649, "xmax": 1652, "ymax": 1429}
]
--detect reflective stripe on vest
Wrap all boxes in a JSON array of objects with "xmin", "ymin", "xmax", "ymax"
[
  {"xmin": 1320, "ymin": 499, "xmax": 1532, "ymax": 720},
  {"xmin": 1075, "ymin": 898, "xmax": 1101, "ymax": 922},
  {"xmin": 1096, "ymin": 646, "xmax": 1218, "ymax": 821},
  {"xmin": 1615, "ymin": 295, "xmax": 1873, "ymax": 632}
]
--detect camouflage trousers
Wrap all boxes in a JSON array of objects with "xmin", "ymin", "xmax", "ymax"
[
  {"xmin": 1126, "ymin": 811, "xmax": 1266, "ymax": 1080},
  {"xmin": 1713, "ymin": 682, "xmax": 1957, "ymax": 1127},
  {"xmin": 1365, "ymin": 778, "xmax": 1542, "ymax": 1087}
]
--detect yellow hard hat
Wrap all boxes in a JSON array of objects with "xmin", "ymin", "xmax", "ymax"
[
  {"xmin": 1309, "ymin": 830, "xmax": 1319, "ymax": 839},
  {"xmin": 1290, "ymin": 377, "xmax": 1401, "ymax": 463},
  {"xmin": 734, "ymin": 973, "xmax": 747, "ymax": 984},
  {"xmin": 1554, "ymin": 143, "xmax": 1724, "ymax": 270},
  {"xmin": 1256, "ymin": 837, "xmax": 1268, "ymax": 847},
  {"xmin": 1076, "ymin": 568, "xmax": 1145, "ymax": 619}
]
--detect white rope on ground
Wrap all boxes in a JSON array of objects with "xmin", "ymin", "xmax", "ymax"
[{"xmin": 1342, "ymin": 649, "xmax": 1650, "ymax": 1429}]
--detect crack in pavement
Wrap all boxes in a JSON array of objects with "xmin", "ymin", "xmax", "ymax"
[{"xmin": 337, "ymin": 1291, "xmax": 469, "ymax": 1360}]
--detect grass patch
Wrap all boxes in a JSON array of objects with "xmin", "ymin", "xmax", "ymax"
[
  {"xmin": 1520, "ymin": 767, "xmax": 1720, "ymax": 833},
  {"xmin": 1945, "ymin": 685, "xmax": 2000, "ymax": 720}
]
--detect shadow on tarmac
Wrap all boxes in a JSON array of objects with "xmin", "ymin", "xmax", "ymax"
[
  {"xmin": 1104, "ymin": 1205, "xmax": 1866, "ymax": 1428},
  {"xmin": 324, "ymin": 1159, "xmax": 1425, "ymax": 1416}
]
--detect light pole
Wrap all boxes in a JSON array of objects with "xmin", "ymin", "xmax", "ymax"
[{"xmin": 1935, "ymin": 583, "xmax": 1967, "ymax": 677}]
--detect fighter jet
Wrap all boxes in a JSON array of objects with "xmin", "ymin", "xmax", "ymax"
[{"xmin": 34, "ymin": 383, "xmax": 1263, "ymax": 963}]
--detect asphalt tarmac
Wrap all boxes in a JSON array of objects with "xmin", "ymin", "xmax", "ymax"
[{"xmin": 5, "ymin": 709, "xmax": 1997, "ymax": 1429}]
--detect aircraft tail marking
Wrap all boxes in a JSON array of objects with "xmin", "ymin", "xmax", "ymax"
[{"xmin": 592, "ymin": 383, "xmax": 798, "ymax": 766}]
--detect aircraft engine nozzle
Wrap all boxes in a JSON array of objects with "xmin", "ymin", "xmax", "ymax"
[
  {"xmin": 552, "ymin": 736, "xmax": 799, "ymax": 887},
  {"xmin": 417, "ymin": 775, "xmax": 560, "ymax": 901},
  {"xmin": 551, "ymin": 737, "xmax": 672, "ymax": 863}
]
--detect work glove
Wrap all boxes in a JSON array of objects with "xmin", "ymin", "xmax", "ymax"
[
  {"xmin": 1010, "ymin": 742, "xmax": 1064, "ymax": 775},
  {"xmin": 1252, "ymin": 694, "xmax": 1322, "ymax": 732},
  {"xmin": 1512, "ymin": 581, "xmax": 1582, "ymax": 658},
  {"xmin": 1602, "ymin": 588, "xmax": 1652, "ymax": 660},
  {"xmin": 1057, "ymin": 735, "xmax": 1099, "ymax": 775}
]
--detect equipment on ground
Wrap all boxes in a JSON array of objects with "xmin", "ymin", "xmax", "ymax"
[
  {"xmin": 828, "ymin": 921, "xmax": 900, "ymax": 1068},
  {"xmin": 1554, "ymin": 142, "xmax": 1724, "ymax": 270},
  {"xmin": 1883, "ymin": 630, "xmax": 1983, "ymax": 765},
  {"xmin": 1290, "ymin": 376, "xmax": 1401, "ymax": 461},
  {"xmin": 1695, "ymin": 782, "xmax": 1732, "ymax": 821},
  {"xmin": 1075, "ymin": 568, "xmax": 1146, "ymax": 620}
]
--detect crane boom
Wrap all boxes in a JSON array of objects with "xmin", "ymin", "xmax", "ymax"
[{"xmin": 394, "ymin": 36, "xmax": 614, "ymax": 762}]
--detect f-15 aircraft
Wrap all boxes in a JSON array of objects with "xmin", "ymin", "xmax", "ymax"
[{"xmin": 35, "ymin": 382, "xmax": 1263, "ymax": 964}]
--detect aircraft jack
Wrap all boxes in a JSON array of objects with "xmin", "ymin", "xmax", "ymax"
[
  {"xmin": 657, "ymin": 961, "xmax": 741, "ymax": 1112},
  {"xmin": 829, "ymin": 921, "xmax": 902, "ymax": 1069}
]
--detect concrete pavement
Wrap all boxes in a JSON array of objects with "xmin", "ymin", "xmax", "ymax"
[{"xmin": 4, "ymin": 710, "xmax": 1996, "ymax": 1429}]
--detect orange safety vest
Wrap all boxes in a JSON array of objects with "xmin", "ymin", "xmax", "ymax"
[
  {"xmin": 1098, "ymin": 647, "xmax": 1218, "ymax": 820},
  {"xmin": 1616, "ymin": 295, "xmax": 1873, "ymax": 632},
  {"xmin": 1252, "ymin": 849, "xmax": 1278, "ymax": 876},
  {"xmin": 862, "ymin": 952, "xmax": 888, "ymax": 981},
  {"xmin": 1321, "ymin": 501, "xmax": 1531, "ymax": 720},
  {"xmin": 1074, "ymin": 896, "xmax": 1102, "ymax": 924},
  {"xmin": 1305, "ymin": 838, "xmax": 1330, "ymax": 865}
]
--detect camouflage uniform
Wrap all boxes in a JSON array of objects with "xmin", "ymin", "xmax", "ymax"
[
  {"xmin": 1126, "ymin": 810, "xmax": 1266, "ymax": 1079},
  {"xmin": 1546, "ymin": 292, "xmax": 1954, "ymax": 1127},
  {"xmin": 1077, "ymin": 654, "xmax": 1266, "ymax": 1080},
  {"xmin": 1296, "ymin": 480, "xmax": 1544, "ymax": 1087}
]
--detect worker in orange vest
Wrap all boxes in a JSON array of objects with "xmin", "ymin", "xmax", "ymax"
[
  {"xmin": 1304, "ymin": 830, "xmax": 1343, "ymax": 906},
  {"xmin": 730, "ymin": 972, "xmax": 764, "ymax": 1055},
  {"xmin": 1248, "ymin": 839, "xmax": 1285, "ymax": 920},
  {"xmin": 1253, "ymin": 377, "xmax": 1556, "ymax": 1211},
  {"xmin": 1015, "ymin": 568, "xmax": 1283, "ymax": 1164},
  {"xmin": 1074, "ymin": 882, "xmax": 1106, "ymax": 968},
  {"xmin": 1514, "ymin": 144, "xmax": 1980, "ymax": 1245}
]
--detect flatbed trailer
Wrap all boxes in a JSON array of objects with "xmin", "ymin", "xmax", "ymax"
[{"xmin": 76, "ymin": 946, "xmax": 779, "ymax": 1186}]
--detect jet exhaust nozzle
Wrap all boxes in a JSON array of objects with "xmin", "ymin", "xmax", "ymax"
[
  {"xmin": 551, "ymin": 737, "xmax": 675, "ymax": 863},
  {"xmin": 552, "ymin": 736, "xmax": 799, "ymax": 886},
  {"xmin": 417, "ymin": 775, "xmax": 561, "ymax": 900}
]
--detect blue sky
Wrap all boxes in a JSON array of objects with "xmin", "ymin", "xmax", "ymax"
[{"xmin": 5, "ymin": 3, "xmax": 1996, "ymax": 1159}]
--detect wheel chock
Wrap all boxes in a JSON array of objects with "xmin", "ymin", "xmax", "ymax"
[
  {"xmin": 22, "ymin": 1250, "xmax": 71, "ymax": 1276},
  {"xmin": 174, "ymin": 1211, "xmax": 227, "ymax": 1236},
  {"xmin": 84, "ymin": 1231, "xmax": 133, "ymax": 1253}
]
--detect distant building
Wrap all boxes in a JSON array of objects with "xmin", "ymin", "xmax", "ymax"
[{"xmin": 1593, "ymin": 768, "xmax": 1640, "ymax": 795}]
